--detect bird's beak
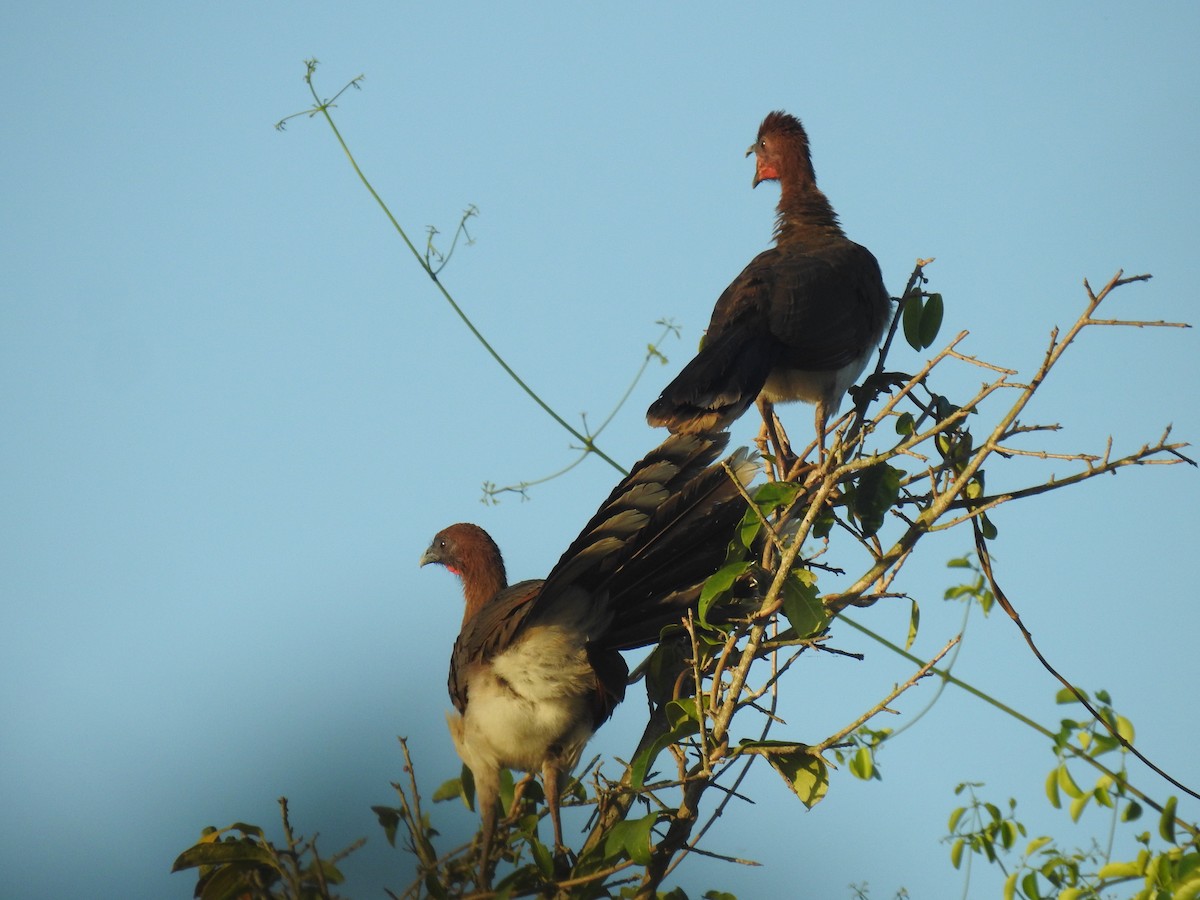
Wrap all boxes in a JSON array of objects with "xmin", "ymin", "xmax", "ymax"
[
  {"xmin": 419, "ymin": 546, "xmax": 439, "ymax": 567},
  {"xmin": 747, "ymin": 143, "xmax": 762, "ymax": 188}
]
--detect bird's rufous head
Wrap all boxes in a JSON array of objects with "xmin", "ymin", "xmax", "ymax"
[{"xmin": 747, "ymin": 110, "xmax": 815, "ymax": 189}]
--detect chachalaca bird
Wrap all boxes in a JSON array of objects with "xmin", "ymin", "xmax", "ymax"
[
  {"xmin": 647, "ymin": 110, "xmax": 891, "ymax": 459},
  {"xmin": 419, "ymin": 433, "xmax": 756, "ymax": 885}
]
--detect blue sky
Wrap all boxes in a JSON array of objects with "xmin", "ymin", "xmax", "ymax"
[{"xmin": 2, "ymin": 4, "xmax": 1197, "ymax": 898}]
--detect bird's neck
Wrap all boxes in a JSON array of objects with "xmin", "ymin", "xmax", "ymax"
[
  {"xmin": 458, "ymin": 554, "xmax": 508, "ymax": 627},
  {"xmin": 773, "ymin": 183, "xmax": 845, "ymax": 245}
]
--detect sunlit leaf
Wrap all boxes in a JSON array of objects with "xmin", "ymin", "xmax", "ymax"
[
  {"xmin": 849, "ymin": 746, "xmax": 874, "ymax": 780},
  {"xmin": 905, "ymin": 599, "xmax": 920, "ymax": 651},
  {"xmin": 751, "ymin": 743, "xmax": 829, "ymax": 808},
  {"xmin": 1068, "ymin": 793, "xmax": 1090, "ymax": 822},
  {"xmin": 948, "ymin": 806, "xmax": 965, "ymax": 834},
  {"xmin": 1097, "ymin": 860, "xmax": 1144, "ymax": 879},
  {"xmin": 1025, "ymin": 835, "xmax": 1052, "ymax": 856},
  {"xmin": 1056, "ymin": 687, "xmax": 1087, "ymax": 704},
  {"xmin": 1057, "ymin": 765, "xmax": 1084, "ymax": 799},
  {"xmin": 431, "ymin": 778, "xmax": 463, "ymax": 803},
  {"xmin": 780, "ymin": 570, "xmax": 827, "ymax": 639},
  {"xmin": 1160, "ymin": 795, "xmax": 1178, "ymax": 844},
  {"xmin": 951, "ymin": 837, "xmax": 965, "ymax": 869}
]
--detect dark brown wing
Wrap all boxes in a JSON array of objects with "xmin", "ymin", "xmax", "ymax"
[
  {"xmin": 447, "ymin": 578, "xmax": 544, "ymax": 713},
  {"xmin": 708, "ymin": 240, "xmax": 889, "ymax": 374}
]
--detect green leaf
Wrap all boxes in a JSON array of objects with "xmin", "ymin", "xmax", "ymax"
[
  {"xmin": 667, "ymin": 697, "xmax": 702, "ymax": 727},
  {"xmin": 1003, "ymin": 871, "xmax": 1017, "ymax": 900},
  {"xmin": 905, "ymin": 599, "xmax": 920, "ymax": 651},
  {"xmin": 702, "ymin": 892, "xmax": 738, "ymax": 900},
  {"xmin": 1122, "ymin": 799, "xmax": 1143, "ymax": 822},
  {"xmin": 1116, "ymin": 714, "xmax": 1136, "ymax": 745},
  {"xmin": 371, "ymin": 805, "xmax": 400, "ymax": 847},
  {"xmin": 172, "ymin": 839, "xmax": 279, "ymax": 873},
  {"xmin": 980, "ymin": 512, "xmax": 998, "ymax": 540},
  {"xmin": 1057, "ymin": 765, "xmax": 1084, "ymax": 799},
  {"xmin": 750, "ymin": 743, "xmax": 829, "ymax": 808},
  {"xmin": 951, "ymin": 837, "xmax": 965, "ymax": 869},
  {"xmin": 431, "ymin": 777, "xmax": 463, "ymax": 803},
  {"xmin": 1068, "ymin": 792, "xmax": 1090, "ymax": 822},
  {"xmin": 902, "ymin": 291, "xmax": 925, "ymax": 351},
  {"xmin": 780, "ymin": 570, "xmax": 827, "ymax": 639},
  {"xmin": 947, "ymin": 556, "xmax": 972, "ymax": 569},
  {"xmin": 919, "ymin": 292, "xmax": 944, "ymax": 348},
  {"xmin": 1160, "ymin": 795, "xmax": 1178, "ymax": 844},
  {"xmin": 1056, "ymin": 687, "xmax": 1087, "ymax": 704},
  {"xmin": 1021, "ymin": 870, "xmax": 1041, "ymax": 900},
  {"xmin": 198, "ymin": 863, "xmax": 269, "ymax": 900},
  {"xmin": 849, "ymin": 746, "xmax": 874, "ymax": 781},
  {"xmin": 1045, "ymin": 767, "xmax": 1062, "ymax": 809},
  {"xmin": 948, "ymin": 806, "xmax": 965, "ymax": 834},
  {"xmin": 1025, "ymin": 835, "xmax": 1052, "ymax": 856},
  {"xmin": 851, "ymin": 462, "xmax": 902, "ymax": 537},
  {"xmin": 530, "ymin": 835, "xmax": 554, "ymax": 876},
  {"xmin": 1098, "ymin": 860, "xmax": 1144, "ymax": 879},
  {"xmin": 604, "ymin": 813, "xmax": 657, "ymax": 866},
  {"xmin": 895, "ymin": 411, "xmax": 915, "ymax": 436},
  {"xmin": 753, "ymin": 480, "xmax": 802, "ymax": 510},
  {"xmin": 699, "ymin": 561, "xmax": 750, "ymax": 626},
  {"xmin": 630, "ymin": 717, "xmax": 699, "ymax": 790}
]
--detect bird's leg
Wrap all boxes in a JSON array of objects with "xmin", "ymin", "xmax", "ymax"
[
  {"xmin": 757, "ymin": 397, "xmax": 795, "ymax": 476},
  {"xmin": 505, "ymin": 773, "xmax": 535, "ymax": 822},
  {"xmin": 541, "ymin": 760, "xmax": 574, "ymax": 881},
  {"xmin": 814, "ymin": 402, "xmax": 829, "ymax": 468},
  {"xmin": 474, "ymin": 770, "xmax": 500, "ymax": 889},
  {"xmin": 541, "ymin": 761, "xmax": 565, "ymax": 851}
]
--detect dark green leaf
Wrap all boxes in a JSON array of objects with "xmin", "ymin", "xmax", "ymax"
[
  {"xmin": 919, "ymin": 292, "xmax": 944, "ymax": 348},
  {"xmin": 699, "ymin": 561, "xmax": 750, "ymax": 626},
  {"xmin": 197, "ymin": 863, "xmax": 267, "ymax": 900},
  {"xmin": 1160, "ymin": 795, "xmax": 1178, "ymax": 844},
  {"xmin": 372, "ymin": 805, "xmax": 400, "ymax": 847},
  {"xmin": 980, "ymin": 513, "xmax": 998, "ymax": 540},
  {"xmin": 895, "ymin": 411, "xmax": 915, "ymax": 436},
  {"xmin": 172, "ymin": 839, "xmax": 279, "ymax": 873},
  {"xmin": 851, "ymin": 463, "xmax": 902, "ymax": 537},
  {"xmin": 902, "ymin": 292, "xmax": 925, "ymax": 351},
  {"xmin": 530, "ymin": 835, "xmax": 554, "ymax": 877}
]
